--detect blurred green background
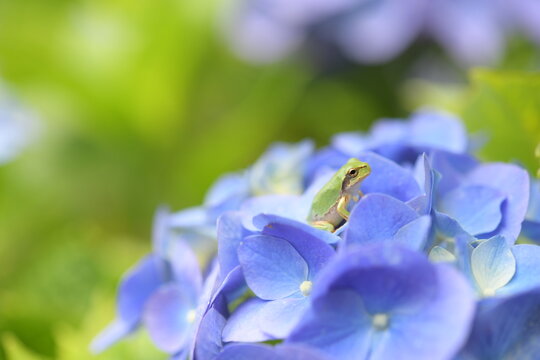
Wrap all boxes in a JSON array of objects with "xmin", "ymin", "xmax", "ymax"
[{"xmin": 0, "ymin": 0, "xmax": 538, "ymax": 359}]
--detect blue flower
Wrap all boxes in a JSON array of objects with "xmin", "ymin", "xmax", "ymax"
[
  {"xmin": 522, "ymin": 179, "xmax": 540, "ymax": 242},
  {"xmin": 215, "ymin": 343, "xmax": 330, "ymax": 360},
  {"xmin": 287, "ymin": 244, "xmax": 475, "ymax": 360},
  {"xmin": 458, "ymin": 286, "xmax": 540, "ymax": 359},
  {"xmin": 222, "ymin": 214, "xmax": 335, "ymax": 342}
]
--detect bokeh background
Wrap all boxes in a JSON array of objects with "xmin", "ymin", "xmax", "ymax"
[{"xmin": 0, "ymin": 0, "xmax": 539, "ymax": 359}]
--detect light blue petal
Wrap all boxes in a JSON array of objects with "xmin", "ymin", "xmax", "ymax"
[
  {"xmin": 217, "ymin": 211, "xmax": 252, "ymax": 276},
  {"xmin": 253, "ymin": 214, "xmax": 337, "ymax": 274},
  {"xmin": 193, "ymin": 307, "xmax": 227, "ymax": 360},
  {"xmin": 118, "ymin": 255, "xmax": 165, "ymax": 327},
  {"xmin": 465, "ymin": 163, "xmax": 529, "ymax": 241},
  {"xmin": 144, "ymin": 284, "xmax": 196, "ymax": 353},
  {"xmin": 408, "ymin": 111, "xmax": 467, "ymax": 154},
  {"xmin": 90, "ymin": 320, "xmax": 132, "ymax": 354},
  {"xmin": 239, "ymin": 194, "xmax": 308, "ymax": 230},
  {"xmin": 428, "ymin": 246, "xmax": 456, "ymax": 263},
  {"xmin": 392, "ymin": 215, "xmax": 431, "ymax": 251},
  {"xmin": 438, "ymin": 185, "xmax": 504, "ymax": 236},
  {"xmin": 371, "ymin": 264, "xmax": 475, "ymax": 360},
  {"xmin": 221, "ymin": 298, "xmax": 271, "ymax": 342},
  {"xmin": 471, "ymin": 236, "xmax": 516, "ymax": 295},
  {"xmin": 222, "ymin": 297, "xmax": 310, "ymax": 342},
  {"xmin": 238, "ymin": 235, "xmax": 308, "ymax": 300},
  {"xmin": 287, "ymin": 290, "xmax": 373, "ymax": 360},
  {"xmin": 357, "ymin": 152, "xmax": 422, "ymax": 202},
  {"xmin": 498, "ymin": 244, "xmax": 540, "ymax": 295},
  {"xmin": 345, "ymin": 194, "xmax": 419, "ymax": 247},
  {"xmin": 167, "ymin": 240, "xmax": 202, "ymax": 302}
]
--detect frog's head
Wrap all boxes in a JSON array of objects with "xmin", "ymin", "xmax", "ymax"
[{"xmin": 341, "ymin": 158, "xmax": 371, "ymax": 192}]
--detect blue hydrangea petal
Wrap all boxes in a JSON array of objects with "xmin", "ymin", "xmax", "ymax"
[
  {"xmin": 459, "ymin": 287, "xmax": 540, "ymax": 359},
  {"xmin": 408, "ymin": 111, "xmax": 468, "ymax": 154},
  {"xmin": 408, "ymin": 154, "xmax": 437, "ymax": 215},
  {"xmin": 523, "ymin": 180, "xmax": 540, "ymax": 242},
  {"xmin": 370, "ymin": 264, "xmax": 475, "ymax": 360},
  {"xmin": 205, "ymin": 172, "xmax": 250, "ymax": 220},
  {"xmin": 313, "ymin": 245, "xmax": 437, "ymax": 314},
  {"xmin": 392, "ymin": 215, "xmax": 431, "ymax": 251},
  {"xmin": 471, "ymin": 236, "xmax": 516, "ymax": 296},
  {"xmin": 428, "ymin": 246, "xmax": 456, "ymax": 263},
  {"xmin": 465, "ymin": 163, "xmax": 530, "ymax": 241},
  {"xmin": 217, "ymin": 211, "xmax": 253, "ymax": 276},
  {"xmin": 358, "ymin": 152, "xmax": 422, "ymax": 202},
  {"xmin": 144, "ymin": 284, "xmax": 197, "ymax": 353},
  {"xmin": 305, "ymin": 148, "xmax": 349, "ymax": 183},
  {"xmin": 216, "ymin": 343, "xmax": 330, "ymax": 360},
  {"xmin": 498, "ymin": 244, "xmax": 540, "ymax": 295},
  {"xmin": 345, "ymin": 194, "xmax": 421, "ymax": 248},
  {"xmin": 248, "ymin": 140, "xmax": 314, "ymax": 196},
  {"xmin": 89, "ymin": 320, "xmax": 132, "ymax": 354},
  {"xmin": 118, "ymin": 255, "xmax": 165, "ymax": 328},
  {"xmin": 438, "ymin": 185, "xmax": 505, "ymax": 236},
  {"xmin": 221, "ymin": 298, "xmax": 270, "ymax": 342},
  {"xmin": 253, "ymin": 214, "xmax": 337, "ymax": 272},
  {"xmin": 522, "ymin": 220, "xmax": 540, "ymax": 242},
  {"xmin": 167, "ymin": 239, "xmax": 202, "ymax": 301},
  {"xmin": 238, "ymin": 235, "xmax": 308, "ymax": 300},
  {"xmin": 287, "ymin": 290, "xmax": 373, "ymax": 360},
  {"xmin": 223, "ymin": 297, "xmax": 310, "ymax": 342},
  {"xmin": 239, "ymin": 194, "xmax": 308, "ymax": 230},
  {"xmin": 193, "ymin": 307, "xmax": 227, "ymax": 360},
  {"xmin": 430, "ymin": 151, "xmax": 478, "ymax": 195}
]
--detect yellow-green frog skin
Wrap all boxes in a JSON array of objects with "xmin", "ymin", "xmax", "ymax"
[{"xmin": 307, "ymin": 158, "xmax": 371, "ymax": 232}]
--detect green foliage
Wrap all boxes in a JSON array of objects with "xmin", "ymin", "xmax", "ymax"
[{"xmin": 463, "ymin": 69, "xmax": 540, "ymax": 173}]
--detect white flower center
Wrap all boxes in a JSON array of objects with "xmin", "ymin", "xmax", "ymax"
[
  {"xmin": 186, "ymin": 309, "xmax": 196, "ymax": 324},
  {"xmin": 299, "ymin": 281, "xmax": 313, "ymax": 296},
  {"xmin": 372, "ymin": 313, "xmax": 389, "ymax": 330},
  {"xmin": 482, "ymin": 288, "xmax": 496, "ymax": 297}
]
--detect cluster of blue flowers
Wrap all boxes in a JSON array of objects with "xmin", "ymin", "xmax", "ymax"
[
  {"xmin": 92, "ymin": 110, "xmax": 540, "ymax": 360},
  {"xmin": 224, "ymin": 0, "xmax": 540, "ymax": 66}
]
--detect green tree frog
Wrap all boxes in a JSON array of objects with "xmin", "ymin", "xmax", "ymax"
[{"xmin": 307, "ymin": 158, "xmax": 371, "ymax": 232}]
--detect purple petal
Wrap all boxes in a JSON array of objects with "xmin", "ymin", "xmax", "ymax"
[
  {"xmin": 217, "ymin": 211, "xmax": 253, "ymax": 276},
  {"xmin": 118, "ymin": 255, "xmax": 165, "ymax": 328},
  {"xmin": 144, "ymin": 284, "xmax": 197, "ymax": 353},
  {"xmin": 438, "ymin": 185, "xmax": 505, "ymax": 236},
  {"xmin": 193, "ymin": 307, "xmax": 227, "ymax": 360},
  {"xmin": 223, "ymin": 297, "xmax": 310, "ymax": 342},
  {"xmin": 314, "ymin": 245, "xmax": 437, "ymax": 314},
  {"xmin": 465, "ymin": 163, "xmax": 530, "ymax": 241},
  {"xmin": 408, "ymin": 111, "xmax": 468, "ymax": 154},
  {"xmin": 287, "ymin": 290, "xmax": 373, "ymax": 360},
  {"xmin": 345, "ymin": 194, "xmax": 422, "ymax": 249},
  {"xmin": 90, "ymin": 320, "xmax": 132, "ymax": 354},
  {"xmin": 358, "ymin": 152, "xmax": 422, "ymax": 202},
  {"xmin": 254, "ymin": 213, "xmax": 340, "ymax": 246},
  {"xmin": 238, "ymin": 235, "xmax": 308, "ymax": 300},
  {"xmin": 499, "ymin": 244, "xmax": 540, "ymax": 295},
  {"xmin": 459, "ymin": 287, "xmax": 540, "ymax": 359},
  {"xmin": 167, "ymin": 240, "xmax": 202, "ymax": 301},
  {"xmin": 370, "ymin": 264, "xmax": 475, "ymax": 360}
]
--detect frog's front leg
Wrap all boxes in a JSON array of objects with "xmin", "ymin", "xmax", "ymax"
[
  {"xmin": 337, "ymin": 195, "xmax": 351, "ymax": 221},
  {"xmin": 311, "ymin": 221, "xmax": 335, "ymax": 233}
]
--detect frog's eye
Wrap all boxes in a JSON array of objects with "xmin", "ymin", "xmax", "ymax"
[{"xmin": 347, "ymin": 168, "xmax": 358, "ymax": 177}]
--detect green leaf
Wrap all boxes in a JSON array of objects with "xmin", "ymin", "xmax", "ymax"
[{"xmin": 463, "ymin": 69, "xmax": 540, "ymax": 173}]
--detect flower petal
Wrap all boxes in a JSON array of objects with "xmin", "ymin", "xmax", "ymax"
[
  {"xmin": 438, "ymin": 185, "xmax": 505, "ymax": 236},
  {"xmin": 498, "ymin": 244, "xmax": 540, "ymax": 295},
  {"xmin": 345, "ymin": 194, "xmax": 421, "ymax": 248},
  {"xmin": 370, "ymin": 264, "xmax": 475, "ymax": 360},
  {"xmin": 287, "ymin": 290, "xmax": 373, "ymax": 360},
  {"xmin": 358, "ymin": 152, "xmax": 422, "ymax": 202},
  {"xmin": 144, "ymin": 284, "xmax": 197, "ymax": 353},
  {"xmin": 465, "ymin": 163, "xmax": 530, "ymax": 241},
  {"xmin": 238, "ymin": 235, "xmax": 308, "ymax": 300},
  {"xmin": 471, "ymin": 236, "xmax": 516, "ymax": 295},
  {"xmin": 221, "ymin": 298, "xmax": 270, "ymax": 342},
  {"xmin": 193, "ymin": 307, "xmax": 227, "ymax": 360},
  {"xmin": 217, "ymin": 211, "xmax": 253, "ymax": 276}
]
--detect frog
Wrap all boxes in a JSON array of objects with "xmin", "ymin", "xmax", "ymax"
[{"xmin": 307, "ymin": 158, "xmax": 371, "ymax": 232}]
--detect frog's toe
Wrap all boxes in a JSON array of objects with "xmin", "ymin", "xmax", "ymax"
[{"xmin": 310, "ymin": 221, "xmax": 335, "ymax": 233}]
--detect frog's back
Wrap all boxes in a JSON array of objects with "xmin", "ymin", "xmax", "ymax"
[{"xmin": 308, "ymin": 175, "xmax": 342, "ymax": 221}]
